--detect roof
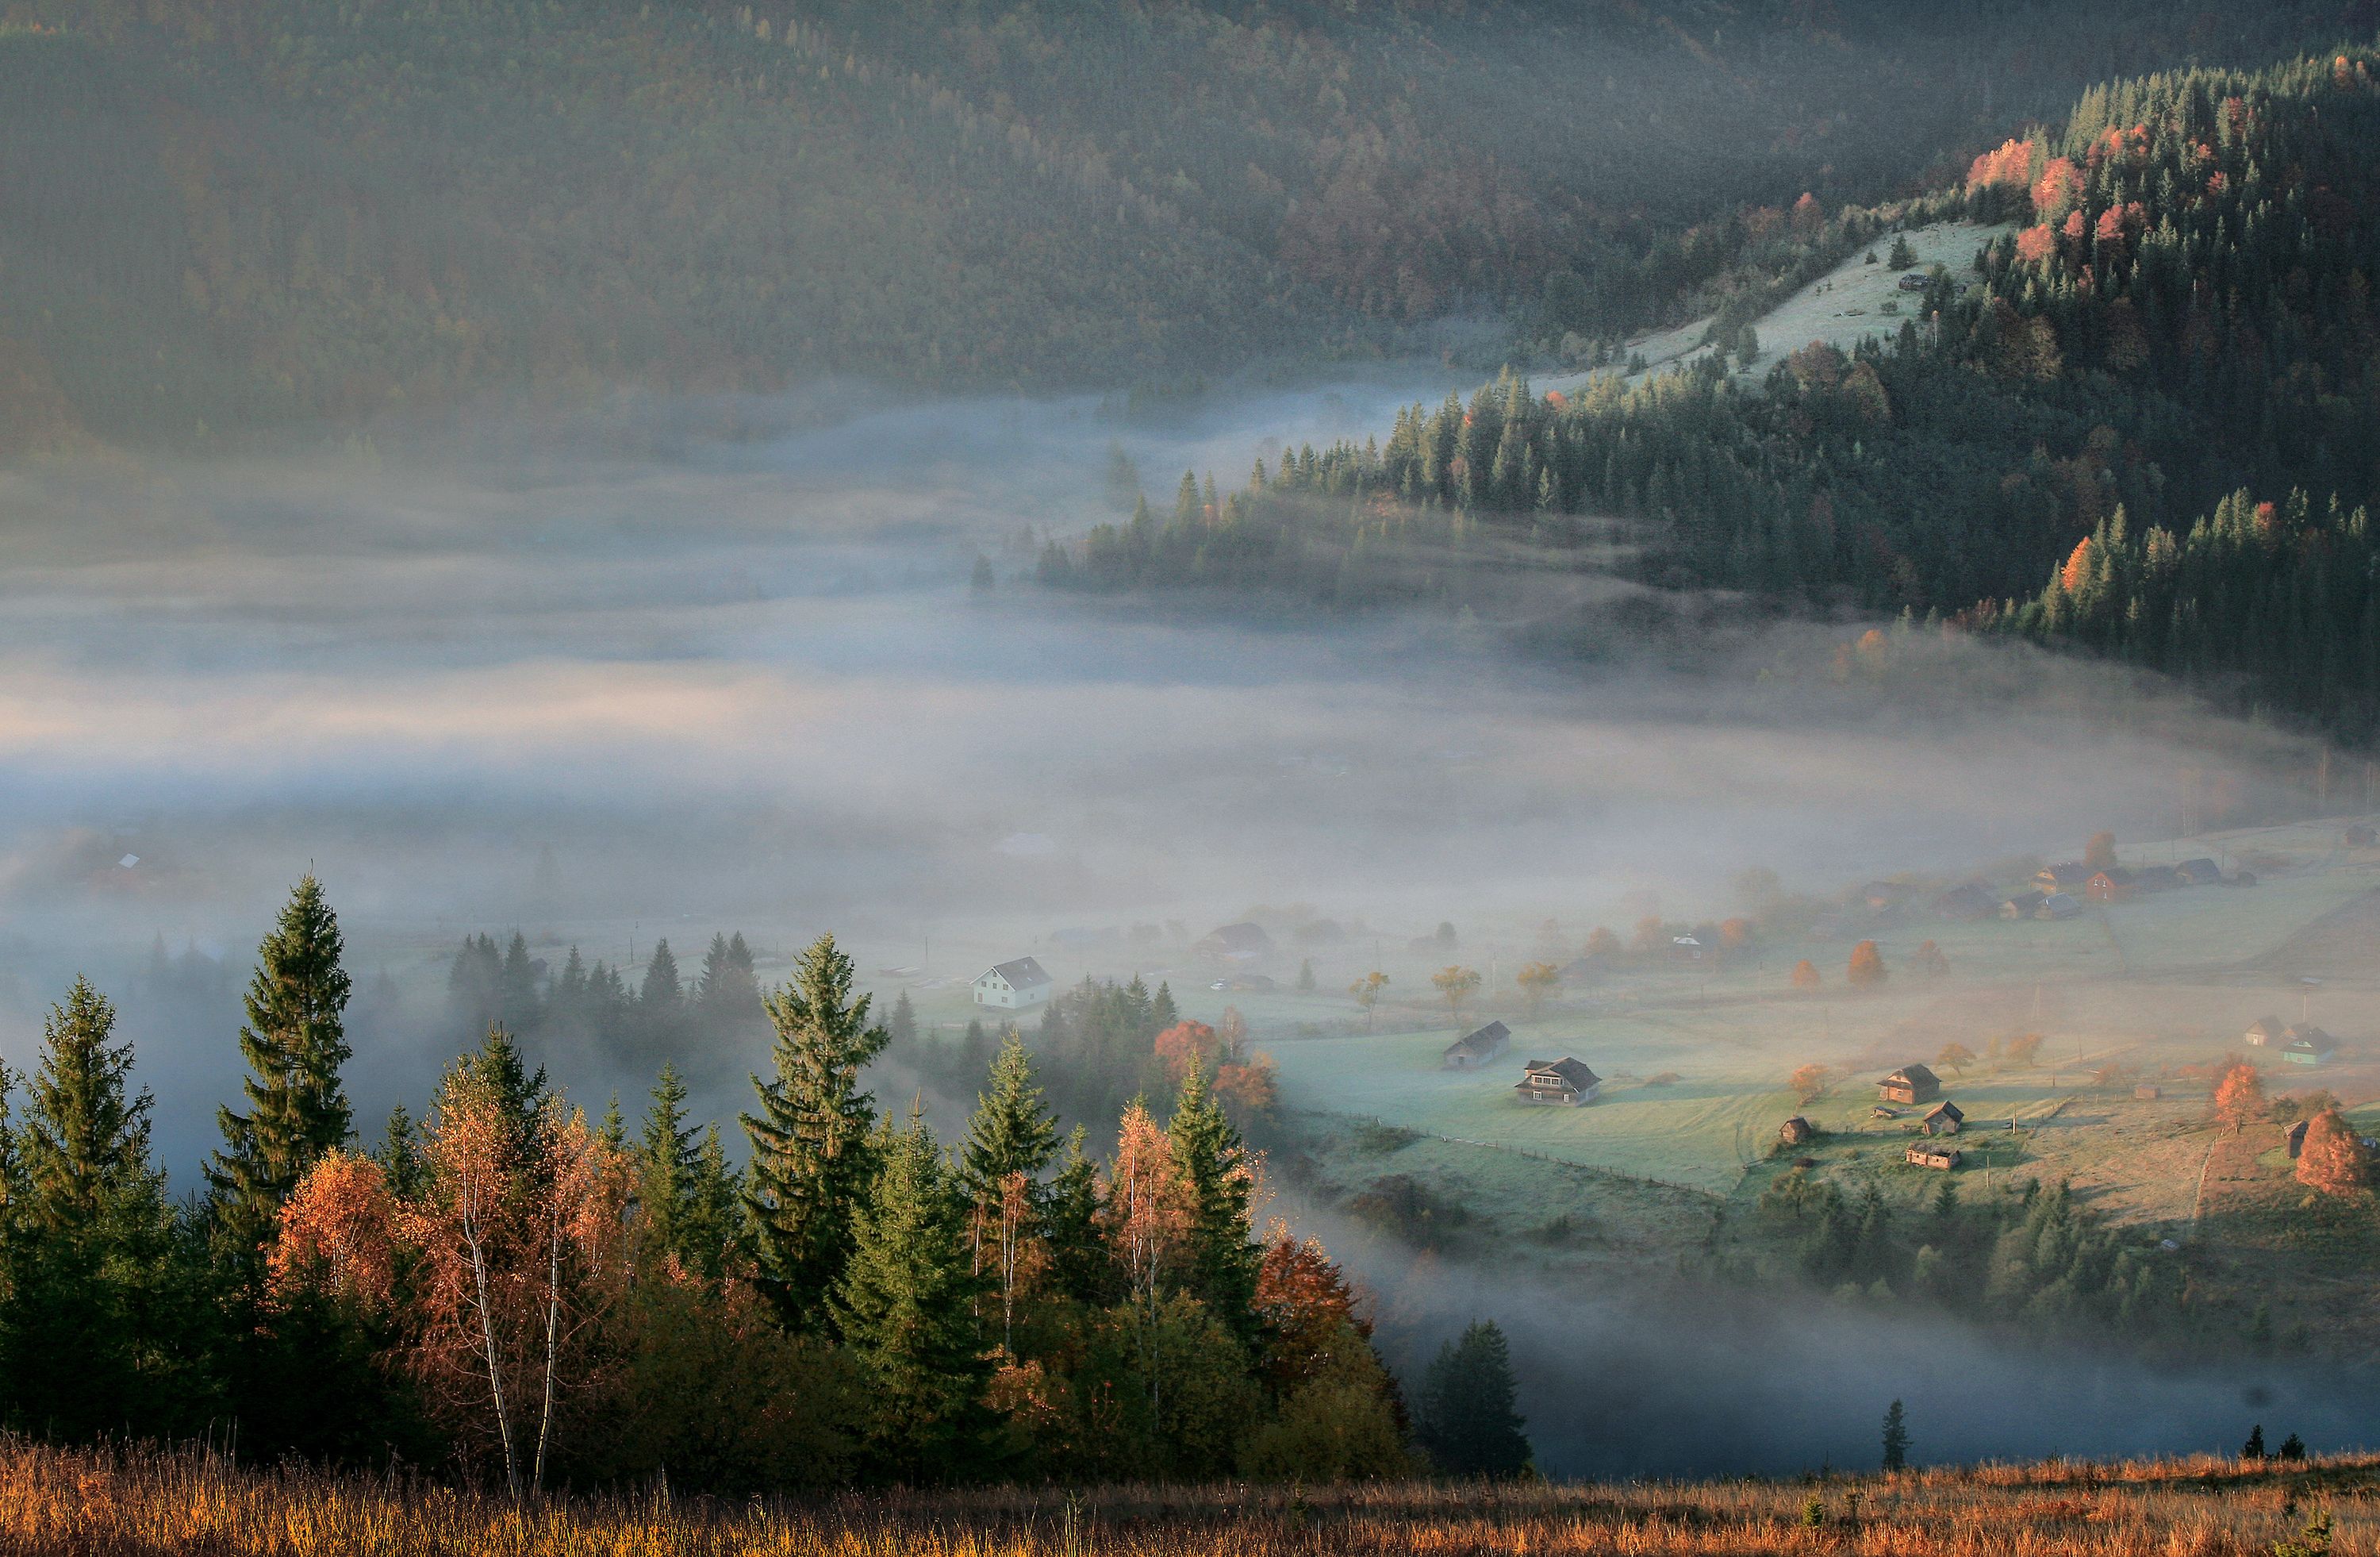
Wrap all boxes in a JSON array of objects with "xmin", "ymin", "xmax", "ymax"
[
  {"xmin": 2177, "ymin": 857, "xmax": 2221, "ymax": 876},
  {"xmin": 2002, "ymin": 889, "xmax": 2047, "ymax": 911},
  {"xmin": 981, "ymin": 955, "xmax": 1050, "ymax": 988},
  {"xmin": 2132, "ymin": 864, "xmax": 2182, "ymax": 885},
  {"xmin": 1933, "ymin": 883, "xmax": 1996, "ymax": 915},
  {"xmin": 1200, "ymin": 921, "xmax": 1273, "ymax": 952},
  {"xmin": 2037, "ymin": 862, "xmax": 2091, "ymax": 884},
  {"xmin": 1880, "ymin": 1063, "xmax": 1939, "ymax": 1089},
  {"xmin": 1925, "ymin": 1101, "xmax": 1964, "ymax": 1122},
  {"xmin": 2038, "ymin": 893, "xmax": 2082, "ymax": 917},
  {"xmin": 1444, "ymin": 1020, "xmax": 1511, "ymax": 1059},
  {"xmin": 2090, "ymin": 867, "xmax": 2135, "ymax": 886},
  {"xmin": 1517, "ymin": 1056, "xmax": 1600, "ymax": 1091},
  {"xmin": 2247, "ymin": 1017, "xmax": 2285, "ymax": 1038},
  {"xmin": 2283, "ymin": 1025, "xmax": 2336, "ymax": 1052}
]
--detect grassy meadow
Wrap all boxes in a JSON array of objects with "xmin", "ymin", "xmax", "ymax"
[{"xmin": 9, "ymin": 1438, "xmax": 2378, "ymax": 1557}]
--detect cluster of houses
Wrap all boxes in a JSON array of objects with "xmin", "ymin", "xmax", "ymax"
[
  {"xmin": 1777, "ymin": 1062, "xmax": 1971, "ymax": 1169},
  {"xmin": 1914, "ymin": 854, "xmax": 2247, "ymax": 925},
  {"xmin": 1440, "ymin": 1021, "xmax": 1608, "ymax": 1106},
  {"xmin": 2244, "ymin": 1017, "xmax": 2339, "ymax": 1066}
]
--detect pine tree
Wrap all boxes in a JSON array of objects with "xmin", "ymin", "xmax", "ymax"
[
  {"xmin": 209, "ymin": 876, "xmax": 354, "ymax": 1272},
  {"xmin": 1151, "ymin": 981, "xmax": 1178, "ymax": 1029},
  {"xmin": 887, "ymin": 990, "xmax": 918, "ymax": 1049},
  {"xmin": 743, "ymin": 932, "xmax": 888, "ymax": 1329},
  {"xmin": 831, "ymin": 1113, "xmax": 993, "ymax": 1482},
  {"xmin": 498, "ymin": 932, "xmax": 539, "ymax": 1031},
  {"xmin": 2244, "ymin": 1424, "xmax": 2267, "ymax": 1459},
  {"xmin": 23, "ymin": 978, "xmax": 159, "ymax": 1236},
  {"xmin": 1417, "ymin": 1320, "xmax": 1531, "ymax": 1478},
  {"xmin": 1166, "ymin": 1060, "xmax": 1261, "ymax": 1340},
  {"xmin": 682, "ymin": 1124, "xmax": 739, "ymax": 1282},
  {"xmin": 1042, "ymin": 1124, "xmax": 1113, "ymax": 1305},
  {"xmin": 376, "ymin": 1104, "xmax": 426, "ymax": 1201},
  {"xmin": 959, "ymin": 1029, "xmax": 1059, "ymax": 1204},
  {"xmin": 641, "ymin": 940, "xmax": 682, "ymax": 1012},
  {"xmin": 637, "ymin": 1063, "xmax": 702, "ymax": 1268},
  {"xmin": 1882, "ymin": 1398, "xmax": 1910, "ymax": 1470}
]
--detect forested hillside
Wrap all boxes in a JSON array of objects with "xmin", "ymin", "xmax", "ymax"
[
  {"xmin": 0, "ymin": 0, "xmax": 2359, "ymax": 452},
  {"xmin": 1046, "ymin": 50, "xmax": 2380, "ymax": 739}
]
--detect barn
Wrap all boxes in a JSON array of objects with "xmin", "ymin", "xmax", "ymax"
[
  {"xmin": 1443, "ymin": 1020, "xmax": 1511, "ymax": 1071},
  {"xmin": 1877, "ymin": 1063, "xmax": 1941, "ymax": 1105}
]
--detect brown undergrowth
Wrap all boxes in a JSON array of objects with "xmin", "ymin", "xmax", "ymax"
[{"xmin": 1, "ymin": 1439, "xmax": 2374, "ymax": 1557}]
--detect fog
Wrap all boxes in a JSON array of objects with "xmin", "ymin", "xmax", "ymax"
[{"xmin": 0, "ymin": 372, "xmax": 2358, "ymax": 1475}]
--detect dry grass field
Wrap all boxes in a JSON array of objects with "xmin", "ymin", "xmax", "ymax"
[{"xmin": 8, "ymin": 1439, "xmax": 2378, "ymax": 1557}]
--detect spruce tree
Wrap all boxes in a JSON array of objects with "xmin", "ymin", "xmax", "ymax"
[
  {"xmin": 638, "ymin": 1063, "xmax": 701, "ymax": 1267},
  {"xmin": 1882, "ymin": 1398, "xmax": 1910, "ymax": 1470},
  {"xmin": 1042, "ymin": 1124, "xmax": 1113, "ymax": 1305},
  {"xmin": 1166, "ymin": 1060, "xmax": 1261, "ymax": 1339},
  {"xmin": 831, "ymin": 1113, "xmax": 993, "ymax": 1482},
  {"xmin": 641, "ymin": 939, "xmax": 682, "ymax": 1011},
  {"xmin": 959, "ymin": 1029, "xmax": 1058, "ymax": 1205},
  {"xmin": 1150, "ymin": 981, "xmax": 1178, "ymax": 1029},
  {"xmin": 743, "ymin": 932, "xmax": 888, "ymax": 1329},
  {"xmin": 683, "ymin": 1124, "xmax": 739, "ymax": 1282},
  {"xmin": 1417, "ymin": 1320, "xmax": 1532, "ymax": 1478},
  {"xmin": 22, "ymin": 977, "xmax": 159, "ymax": 1235},
  {"xmin": 376, "ymin": 1105, "xmax": 425, "ymax": 1201},
  {"xmin": 887, "ymin": 990, "xmax": 918, "ymax": 1049},
  {"xmin": 209, "ymin": 876, "xmax": 354, "ymax": 1271}
]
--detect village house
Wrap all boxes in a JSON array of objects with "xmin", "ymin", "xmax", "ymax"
[
  {"xmin": 1779, "ymin": 1116, "xmax": 1817, "ymax": 1146},
  {"xmin": 1931, "ymin": 882, "xmax": 1997, "ymax": 921},
  {"xmin": 2176, "ymin": 858, "xmax": 2222, "ymax": 886},
  {"xmin": 1921, "ymin": 1101, "xmax": 1965, "ymax": 1136},
  {"xmin": 1877, "ymin": 1063, "xmax": 1941, "ymax": 1105},
  {"xmin": 2036, "ymin": 892, "xmax": 2082, "ymax": 920},
  {"xmin": 2035, "ymin": 862, "xmax": 2093, "ymax": 891},
  {"xmin": 2086, "ymin": 867, "xmax": 2136, "ymax": 903},
  {"xmin": 2132, "ymin": 864, "xmax": 2183, "ymax": 893},
  {"xmin": 1514, "ymin": 1056, "xmax": 1601, "ymax": 1105},
  {"xmin": 1442, "ymin": 1020, "xmax": 1511, "ymax": 1071},
  {"xmin": 1672, "ymin": 935, "xmax": 1705, "ymax": 962},
  {"xmin": 1194, "ymin": 921, "xmax": 1274, "ymax": 962},
  {"xmin": 2000, "ymin": 889, "xmax": 2047, "ymax": 920},
  {"xmin": 2282, "ymin": 1026, "xmax": 2337, "ymax": 1066},
  {"xmin": 2135, "ymin": 1083, "xmax": 2162, "ymax": 1099},
  {"xmin": 971, "ymin": 955, "xmax": 1052, "ymax": 1010},
  {"xmin": 2244, "ymin": 1016, "xmax": 2284, "ymax": 1048},
  {"xmin": 1906, "ymin": 1144, "xmax": 1962, "ymax": 1171}
]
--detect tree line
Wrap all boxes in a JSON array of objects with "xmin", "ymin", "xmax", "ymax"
[{"xmin": 0, "ymin": 875, "xmax": 1537, "ymax": 1493}]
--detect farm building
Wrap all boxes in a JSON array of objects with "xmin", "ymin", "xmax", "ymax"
[
  {"xmin": 1514, "ymin": 1056, "xmax": 1602, "ymax": 1105},
  {"xmin": 2000, "ymin": 890, "xmax": 2047, "ymax": 919},
  {"xmin": 1672, "ymin": 935, "xmax": 1705, "ymax": 961},
  {"xmin": 2282, "ymin": 1026, "xmax": 2337, "ymax": 1065},
  {"xmin": 2036, "ymin": 863, "xmax": 2092, "ymax": 891},
  {"xmin": 1921, "ymin": 1101, "xmax": 1965, "ymax": 1136},
  {"xmin": 2348, "ymin": 825, "xmax": 2377, "ymax": 848},
  {"xmin": 2036, "ymin": 893, "xmax": 2082, "ymax": 920},
  {"xmin": 1195, "ymin": 921, "xmax": 1274, "ymax": 962},
  {"xmin": 1442, "ymin": 1021, "xmax": 1511, "ymax": 1071},
  {"xmin": 2287, "ymin": 1119, "xmax": 2311, "ymax": 1159},
  {"xmin": 1896, "ymin": 271, "xmax": 1929, "ymax": 291},
  {"xmin": 1931, "ymin": 882, "xmax": 1996, "ymax": 920},
  {"xmin": 2132, "ymin": 864, "xmax": 2183, "ymax": 892},
  {"xmin": 2086, "ymin": 868, "xmax": 2136, "ymax": 902},
  {"xmin": 1906, "ymin": 1144, "xmax": 1962, "ymax": 1171},
  {"xmin": 972, "ymin": 956, "xmax": 1052, "ymax": 1010},
  {"xmin": 2244, "ymin": 1017, "xmax": 2284, "ymax": 1047},
  {"xmin": 2177, "ymin": 858, "xmax": 2222, "ymax": 885},
  {"xmin": 2135, "ymin": 1083, "xmax": 2162, "ymax": 1099},
  {"xmin": 1779, "ymin": 1116, "xmax": 1817, "ymax": 1146},
  {"xmin": 1878, "ymin": 1064, "xmax": 1941, "ymax": 1105}
]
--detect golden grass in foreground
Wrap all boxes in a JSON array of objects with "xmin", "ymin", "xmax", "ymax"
[{"xmin": 3, "ymin": 1440, "xmax": 2378, "ymax": 1557}]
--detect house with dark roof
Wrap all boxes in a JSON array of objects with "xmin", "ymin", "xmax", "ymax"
[
  {"xmin": 2086, "ymin": 868, "xmax": 2136, "ymax": 902},
  {"xmin": 1442, "ymin": 1020, "xmax": 1511, "ymax": 1071},
  {"xmin": 2132, "ymin": 864, "xmax": 2184, "ymax": 893},
  {"xmin": 2036, "ymin": 863, "xmax": 2092, "ymax": 891},
  {"xmin": 1878, "ymin": 1064, "xmax": 1941, "ymax": 1105},
  {"xmin": 1779, "ymin": 1116, "xmax": 1817, "ymax": 1145},
  {"xmin": 1921, "ymin": 1101, "xmax": 1965, "ymax": 1136},
  {"xmin": 2001, "ymin": 890, "xmax": 2047, "ymax": 920},
  {"xmin": 2176, "ymin": 858, "xmax": 2222, "ymax": 885},
  {"xmin": 2244, "ymin": 1017, "xmax": 2284, "ymax": 1048},
  {"xmin": 2287, "ymin": 1119, "xmax": 2312, "ymax": 1159},
  {"xmin": 2036, "ymin": 892, "xmax": 2082, "ymax": 920},
  {"xmin": 1514, "ymin": 1056, "xmax": 1601, "ymax": 1105},
  {"xmin": 972, "ymin": 956, "xmax": 1052, "ymax": 1010},
  {"xmin": 2282, "ymin": 1026, "xmax": 2338, "ymax": 1065}
]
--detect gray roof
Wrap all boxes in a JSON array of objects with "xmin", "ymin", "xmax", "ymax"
[
  {"xmin": 981, "ymin": 955, "xmax": 1050, "ymax": 989},
  {"xmin": 1925, "ymin": 1101, "xmax": 1964, "ymax": 1122},
  {"xmin": 1517, "ymin": 1056, "xmax": 1600, "ymax": 1092},
  {"xmin": 1445, "ymin": 1020, "xmax": 1511, "ymax": 1059}
]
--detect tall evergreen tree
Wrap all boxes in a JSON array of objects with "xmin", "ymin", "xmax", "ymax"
[
  {"xmin": 743, "ymin": 932, "xmax": 888, "ymax": 1330},
  {"xmin": 1417, "ymin": 1320, "xmax": 1532, "ymax": 1478},
  {"xmin": 1042, "ymin": 1124, "xmax": 1113, "ymax": 1306},
  {"xmin": 24, "ymin": 977, "xmax": 160, "ymax": 1235},
  {"xmin": 209, "ymin": 875, "xmax": 354, "ymax": 1271},
  {"xmin": 887, "ymin": 990, "xmax": 919, "ymax": 1049},
  {"xmin": 831, "ymin": 1113, "xmax": 994, "ymax": 1482},
  {"xmin": 376, "ymin": 1104, "xmax": 426, "ymax": 1201},
  {"xmin": 637, "ymin": 1063, "xmax": 702, "ymax": 1269},
  {"xmin": 498, "ymin": 932, "xmax": 539, "ymax": 1031},
  {"xmin": 1882, "ymin": 1398, "xmax": 1910, "ymax": 1470},
  {"xmin": 1166, "ymin": 1060, "xmax": 1261, "ymax": 1339},
  {"xmin": 959, "ymin": 1029, "xmax": 1058, "ymax": 1205},
  {"xmin": 641, "ymin": 940, "xmax": 682, "ymax": 1011}
]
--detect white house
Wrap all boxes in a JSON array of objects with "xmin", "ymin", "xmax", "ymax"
[{"xmin": 972, "ymin": 956, "xmax": 1052, "ymax": 1010}]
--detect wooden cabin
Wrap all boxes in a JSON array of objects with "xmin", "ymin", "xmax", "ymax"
[
  {"xmin": 1877, "ymin": 1063, "xmax": 1941, "ymax": 1105},
  {"xmin": 1906, "ymin": 1144, "xmax": 1962, "ymax": 1171},
  {"xmin": 1921, "ymin": 1101, "xmax": 1965, "ymax": 1136},
  {"xmin": 1779, "ymin": 1116, "xmax": 1817, "ymax": 1146},
  {"xmin": 1442, "ymin": 1021, "xmax": 1511, "ymax": 1071}
]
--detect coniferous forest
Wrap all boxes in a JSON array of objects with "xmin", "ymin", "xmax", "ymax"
[{"xmin": 0, "ymin": 878, "xmax": 1436, "ymax": 1492}]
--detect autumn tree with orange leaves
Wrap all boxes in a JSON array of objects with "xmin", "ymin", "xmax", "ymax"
[
  {"xmin": 1847, "ymin": 940, "xmax": 1887, "ymax": 989},
  {"xmin": 2213, "ymin": 1059, "xmax": 2267, "ymax": 1132},
  {"xmin": 1791, "ymin": 959, "xmax": 1821, "ymax": 990},
  {"xmin": 2296, "ymin": 1108, "xmax": 2367, "ymax": 1196}
]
